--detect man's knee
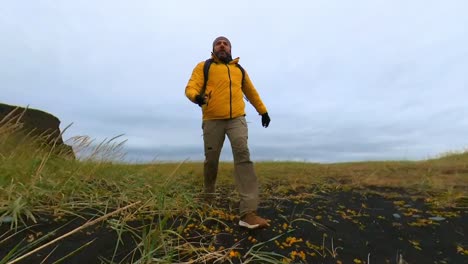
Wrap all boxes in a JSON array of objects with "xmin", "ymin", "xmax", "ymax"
[
  {"xmin": 231, "ymin": 137, "xmax": 251, "ymax": 163},
  {"xmin": 205, "ymin": 149, "xmax": 221, "ymax": 165}
]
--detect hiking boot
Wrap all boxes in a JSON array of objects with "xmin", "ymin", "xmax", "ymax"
[{"xmin": 239, "ymin": 212, "xmax": 269, "ymax": 229}]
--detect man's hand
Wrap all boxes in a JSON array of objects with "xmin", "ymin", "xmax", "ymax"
[
  {"xmin": 195, "ymin": 94, "xmax": 206, "ymax": 106},
  {"xmin": 261, "ymin": 112, "xmax": 270, "ymax": 128}
]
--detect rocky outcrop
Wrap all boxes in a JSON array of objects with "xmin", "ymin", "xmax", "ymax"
[{"xmin": 0, "ymin": 103, "xmax": 75, "ymax": 158}]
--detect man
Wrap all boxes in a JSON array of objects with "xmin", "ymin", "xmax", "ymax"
[{"xmin": 185, "ymin": 36, "xmax": 271, "ymax": 229}]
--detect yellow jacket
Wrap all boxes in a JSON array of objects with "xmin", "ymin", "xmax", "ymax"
[{"xmin": 185, "ymin": 56, "xmax": 267, "ymax": 120}]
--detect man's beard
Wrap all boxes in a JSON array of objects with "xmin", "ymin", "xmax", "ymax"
[{"xmin": 214, "ymin": 51, "xmax": 232, "ymax": 63}]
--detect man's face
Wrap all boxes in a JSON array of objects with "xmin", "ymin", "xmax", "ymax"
[{"xmin": 213, "ymin": 39, "xmax": 231, "ymax": 60}]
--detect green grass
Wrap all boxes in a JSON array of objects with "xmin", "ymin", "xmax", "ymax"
[{"xmin": 0, "ymin": 115, "xmax": 467, "ymax": 263}]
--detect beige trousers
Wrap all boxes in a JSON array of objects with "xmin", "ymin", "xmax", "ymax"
[{"xmin": 202, "ymin": 116, "xmax": 259, "ymax": 216}]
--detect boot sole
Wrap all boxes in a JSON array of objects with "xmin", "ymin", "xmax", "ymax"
[{"xmin": 238, "ymin": 220, "xmax": 260, "ymax": 229}]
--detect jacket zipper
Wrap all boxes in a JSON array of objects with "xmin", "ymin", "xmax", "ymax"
[{"xmin": 226, "ymin": 64, "xmax": 232, "ymax": 119}]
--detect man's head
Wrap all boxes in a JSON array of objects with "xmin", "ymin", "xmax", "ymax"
[{"xmin": 212, "ymin": 36, "xmax": 232, "ymax": 63}]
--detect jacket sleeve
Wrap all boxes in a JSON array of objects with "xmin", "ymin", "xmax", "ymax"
[
  {"xmin": 242, "ymin": 70, "xmax": 268, "ymax": 115},
  {"xmin": 185, "ymin": 62, "xmax": 205, "ymax": 103}
]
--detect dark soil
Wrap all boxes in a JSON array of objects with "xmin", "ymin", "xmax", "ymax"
[{"xmin": 1, "ymin": 187, "xmax": 466, "ymax": 263}]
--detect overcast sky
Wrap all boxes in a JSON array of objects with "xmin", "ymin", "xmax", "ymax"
[{"xmin": 1, "ymin": 0, "xmax": 467, "ymax": 163}]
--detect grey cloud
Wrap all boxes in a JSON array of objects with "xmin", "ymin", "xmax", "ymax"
[{"xmin": 2, "ymin": 0, "xmax": 468, "ymax": 164}]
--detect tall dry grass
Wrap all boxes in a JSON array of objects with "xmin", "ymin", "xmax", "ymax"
[{"xmin": 0, "ymin": 109, "xmax": 467, "ymax": 263}]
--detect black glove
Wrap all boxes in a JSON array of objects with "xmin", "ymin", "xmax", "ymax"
[
  {"xmin": 261, "ymin": 112, "xmax": 270, "ymax": 128},
  {"xmin": 195, "ymin": 94, "xmax": 206, "ymax": 106}
]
